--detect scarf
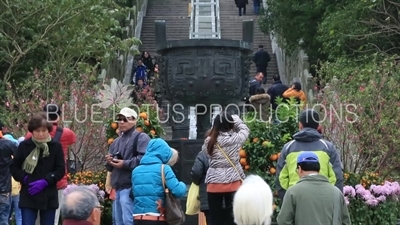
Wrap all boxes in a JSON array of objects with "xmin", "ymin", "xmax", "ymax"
[{"xmin": 22, "ymin": 136, "xmax": 52, "ymax": 174}]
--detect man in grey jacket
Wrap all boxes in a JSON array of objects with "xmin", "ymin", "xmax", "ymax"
[{"xmin": 105, "ymin": 107, "xmax": 151, "ymax": 225}]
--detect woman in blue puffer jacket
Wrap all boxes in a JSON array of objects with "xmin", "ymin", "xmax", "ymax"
[{"xmin": 132, "ymin": 138, "xmax": 186, "ymax": 225}]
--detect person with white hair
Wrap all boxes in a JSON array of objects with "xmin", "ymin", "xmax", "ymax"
[
  {"xmin": 233, "ymin": 175, "xmax": 274, "ymax": 225},
  {"xmin": 132, "ymin": 138, "xmax": 186, "ymax": 225},
  {"xmin": 61, "ymin": 186, "xmax": 102, "ymax": 225}
]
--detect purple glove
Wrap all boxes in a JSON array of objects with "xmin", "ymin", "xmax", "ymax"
[
  {"xmin": 28, "ymin": 179, "xmax": 48, "ymax": 195},
  {"xmin": 23, "ymin": 175, "xmax": 28, "ymax": 184}
]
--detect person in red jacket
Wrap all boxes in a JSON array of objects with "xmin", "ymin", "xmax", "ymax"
[{"xmin": 25, "ymin": 104, "xmax": 76, "ymax": 225}]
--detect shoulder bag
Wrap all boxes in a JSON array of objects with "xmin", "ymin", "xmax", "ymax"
[
  {"xmin": 161, "ymin": 164, "xmax": 185, "ymax": 225},
  {"xmin": 216, "ymin": 144, "xmax": 244, "ymax": 182}
]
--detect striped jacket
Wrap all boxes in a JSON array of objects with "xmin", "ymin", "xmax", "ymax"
[{"xmin": 203, "ymin": 115, "xmax": 249, "ymax": 184}]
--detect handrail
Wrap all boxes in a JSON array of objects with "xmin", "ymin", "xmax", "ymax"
[
  {"xmin": 215, "ymin": 0, "xmax": 221, "ymax": 38},
  {"xmin": 189, "ymin": 0, "xmax": 221, "ymax": 39},
  {"xmin": 189, "ymin": 0, "xmax": 195, "ymax": 39}
]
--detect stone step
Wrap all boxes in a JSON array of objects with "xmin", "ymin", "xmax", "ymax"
[{"xmin": 140, "ymin": 0, "xmax": 191, "ymax": 138}]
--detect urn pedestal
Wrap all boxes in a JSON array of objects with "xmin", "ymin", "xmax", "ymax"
[{"xmin": 155, "ymin": 20, "xmax": 254, "ymax": 139}]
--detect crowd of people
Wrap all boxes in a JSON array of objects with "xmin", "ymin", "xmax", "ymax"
[
  {"xmin": 0, "ymin": 47, "xmax": 348, "ymax": 225},
  {"xmin": 130, "ymin": 52, "xmax": 161, "ymax": 106},
  {"xmin": 0, "ymin": 102, "xmax": 351, "ymax": 225}
]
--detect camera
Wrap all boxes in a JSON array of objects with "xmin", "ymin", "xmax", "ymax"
[
  {"xmin": 112, "ymin": 152, "xmax": 123, "ymax": 161},
  {"xmin": 105, "ymin": 152, "xmax": 123, "ymax": 171}
]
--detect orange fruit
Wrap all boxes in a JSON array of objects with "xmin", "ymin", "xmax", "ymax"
[
  {"xmin": 107, "ymin": 138, "xmax": 114, "ymax": 145},
  {"xmin": 252, "ymin": 137, "xmax": 259, "ymax": 143},
  {"xmin": 262, "ymin": 141, "xmax": 269, "ymax": 146},
  {"xmin": 269, "ymin": 167, "xmax": 276, "ymax": 174},
  {"xmin": 239, "ymin": 150, "xmax": 247, "ymax": 158},
  {"xmin": 150, "ymin": 130, "xmax": 156, "ymax": 135},
  {"xmin": 240, "ymin": 158, "xmax": 247, "ymax": 166},
  {"xmin": 111, "ymin": 122, "xmax": 118, "ymax": 129},
  {"xmin": 144, "ymin": 120, "xmax": 150, "ymax": 126},
  {"xmin": 244, "ymin": 165, "xmax": 250, "ymax": 170},
  {"xmin": 136, "ymin": 127, "xmax": 143, "ymax": 132},
  {"xmin": 269, "ymin": 154, "xmax": 278, "ymax": 161},
  {"xmin": 277, "ymin": 152, "xmax": 281, "ymax": 159},
  {"xmin": 139, "ymin": 112, "xmax": 147, "ymax": 120}
]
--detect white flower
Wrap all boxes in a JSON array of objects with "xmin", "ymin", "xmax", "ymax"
[{"xmin": 97, "ymin": 78, "xmax": 134, "ymax": 109}]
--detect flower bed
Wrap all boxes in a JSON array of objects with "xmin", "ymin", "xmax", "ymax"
[{"xmin": 342, "ymin": 172, "xmax": 400, "ymax": 224}]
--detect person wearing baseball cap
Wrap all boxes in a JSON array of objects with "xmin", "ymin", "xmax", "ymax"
[
  {"xmin": 277, "ymin": 151, "xmax": 351, "ymax": 225},
  {"xmin": 105, "ymin": 107, "xmax": 150, "ymax": 225},
  {"xmin": 275, "ymin": 109, "xmax": 343, "ymax": 201}
]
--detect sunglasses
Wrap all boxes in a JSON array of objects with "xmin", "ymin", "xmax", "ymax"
[
  {"xmin": 115, "ymin": 117, "xmax": 134, "ymax": 122},
  {"xmin": 95, "ymin": 205, "xmax": 104, "ymax": 211}
]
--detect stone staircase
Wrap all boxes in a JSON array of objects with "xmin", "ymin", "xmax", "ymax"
[
  {"xmin": 140, "ymin": 0, "xmax": 191, "ymax": 139},
  {"xmin": 219, "ymin": 0, "xmax": 278, "ymax": 88},
  {"xmin": 140, "ymin": 0, "xmax": 191, "ymax": 56}
]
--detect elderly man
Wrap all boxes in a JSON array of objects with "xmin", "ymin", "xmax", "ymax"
[
  {"xmin": 277, "ymin": 151, "xmax": 351, "ymax": 225},
  {"xmin": 61, "ymin": 186, "xmax": 102, "ymax": 225},
  {"xmin": 105, "ymin": 107, "xmax": 151, "ymax": 225}
]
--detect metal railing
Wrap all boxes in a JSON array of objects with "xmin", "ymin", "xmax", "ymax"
[{"xmin": 189, "ymin": 0, "xmax": 221, "ymax": 39}]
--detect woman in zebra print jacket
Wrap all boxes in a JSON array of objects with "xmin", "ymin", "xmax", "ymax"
[{"xmin": 203, "ymin": 113, "xmax": 249, "ymax": 225}]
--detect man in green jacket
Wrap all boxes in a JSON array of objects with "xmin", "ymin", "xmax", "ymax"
[
  {"xmin": 277, "ymin": 151, "xmax": 351, "ymax": 225},
  {"xmin": 276, "ymin": 109, "xmax": 343, "ymax": 200}
]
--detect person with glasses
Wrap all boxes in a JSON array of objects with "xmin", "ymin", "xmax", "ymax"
[
  {"xmin": 277, "ymin": 151, "xmax": 351, "ymax": 225},
  {"xmin": 61, "ymin": 186, "xmax": 103, "ymax": 225},
  {"xmin": 105, "ymin": 107, "xmax": 151, "ymax": 225}
]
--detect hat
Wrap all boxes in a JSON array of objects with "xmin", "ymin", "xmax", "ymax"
[
  {"xmin": 299, "ymin": 109, "xmax": 320, "ymax": 129},
  {"xmin": 117, "ymin": 107, "xmax": 138, "ymax": 119},
  {"xmin": 297, "ymin": 151, "xmax": 319, "ymax": 163}
]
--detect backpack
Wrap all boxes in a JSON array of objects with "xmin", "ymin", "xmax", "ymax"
[{"xmin": 54, "ymin": 127, "xmax": 63, "ymax": 142}]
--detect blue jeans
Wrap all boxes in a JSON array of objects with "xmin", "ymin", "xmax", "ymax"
[
  {"xmin": 253, "ymin": 0, "xmax": 260, "ymax": 14},
  {"xmin": 21, "ymin": 208, "xmax": 55, "ymax": 225},
  {"xmin": 9, "ymin": 195, "xmax": 22, "ymax": 225},
  {"xmin": 114, "ymin": 188, "xmax": 134, "ymax": 225},
  {"xmin": 0, "ymin": 193, "xmax": 11, "ymax": 225}
]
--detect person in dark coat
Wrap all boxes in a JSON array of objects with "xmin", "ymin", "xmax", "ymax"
[
  {"xmin": 267, "ymin": 74, "xmax": 288, "ymax": 110},
  {"xmin": 253, "ymin": 45, "xmax": 271, "ymax": 84},
  {"xmin": 11, "ymin": 112, "xmax": 65, "ymax": 225},
  {"xmin": 141, "ymin": 51, "xmax": 153, "ymax": 79},
  {"xmin": 191, "ymin": 150, "xmax": 211, "ymax": 225},
  {"xmin": 0, "ymin": 126, "xmax": 17, "ymax": 225},
  {"xmin": 235, "ymin": 0, "xmax": 248, "ymax": 16}
]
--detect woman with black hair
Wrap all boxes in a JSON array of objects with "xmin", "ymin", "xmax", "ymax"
[
  {"xmin": 141, "ymin": 52, "xmax": 153, "ymax": 75},
  {"xmin": 11, "ymin": 112, "xmax": 65, "ymax": 225},
  {"xmin": 202, "ymin": 113, "xmax": 249, "ymax": 225}
]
